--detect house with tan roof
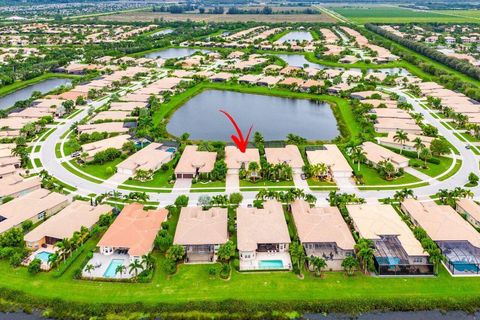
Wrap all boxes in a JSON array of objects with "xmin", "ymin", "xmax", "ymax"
[
  {"xmin": 173, "ymin": 207, "xmax": 228, "ymax": 263},
  {"xmin": 90, "ymin": 111, "xmax": 134, "ymax": 123},
  {"xmin": 401, "ymin": 199, "xmax": 480, "ymax": 275},
  {"xmin": 265, "ymin": 145, "xmax": 304, "ymax": 172},
  {"xmin": 0, "ymin": 174, "xmax": 41, "ymax": 199},
  {"xmin": 361, "ymin": 141, "xmax": 409, "ymax": 169},
  {"xmin": 77, "ymin": 122, "xmax": 129, "ymax": 135},
  {"xmin": 377, "ymin": 133, "xmax": 433, "ymax": 152},
  {"xmin": 374, "ymin": 118, "xmax": 422, "ymax": 135},
  {"xmin": 291, "ymin": 199, "xmax": 355, "ymax": 270},
  {"xmin": 456, "ymin": 199, "xmax": 480, "ymax": 229},
  {"xmin": 81, "ymin": 134, "xmax": 130, "ymax": 162},
  {"xmin": 237, "ymin": 200, "xmax": 291, "ymax": 271},
  {"xmin": 348, "ymin": 204, "xmax": 433, "ymax": 276},
  {"xmin": 24, "ymin": 201, "xmax": 112, "ymax": 250},
  {"xmin": 0, "ymin": 189, "xmax": 69, "ymax": 234},
  {"xmin": 225, "ymin": 146, "xmax": 260, "ymax": 171},
  {"xmin": 175, "ymin": 145, "xmax": 217, "ymax": 179},
  {"xmin": 306, "ymin": 144, "xmax": 352, "ymax": 180},
  {"xmin": 116, "ymin": 142, "xmax": 175, "ymax": 176}
]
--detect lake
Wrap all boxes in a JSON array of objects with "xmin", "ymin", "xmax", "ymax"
[
  {"xmin": 0, "ymin": 78, "xmax": 72, "ymax": 111},
  {"xmin": 278, "ymin": 31, "xmax": 313, "ymax": 42},
  {"xmin": 144, "ymin": 48, "xmax": 209, "ymax": 59},
  {"xmin": 167, "ymin": 90, "xmax": 339, "ymax": 141},
  {"xmin": 276, "ymin": 54, "xmax": 410, "ymax": 76}
]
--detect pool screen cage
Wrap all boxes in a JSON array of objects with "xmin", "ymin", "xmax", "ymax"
[
  {"xmin": 373, "ymin": 235, "xmax": 433, "ymax": 276},
  {"xmin": 438, "ymin": 241, "xmax": 480, "ymax": 275}
]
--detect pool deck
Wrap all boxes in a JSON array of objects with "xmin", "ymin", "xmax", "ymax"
[
  {"xmin": 82, "ymin": 253, "xmax": 134, "ymax": 279},
  {"xmin": 22, "ymin": 245, "xmax": 57, "ymax": 271},
  {"xmin": 240, "ymin": 252, "xmax": 292, "ymax": 271}
]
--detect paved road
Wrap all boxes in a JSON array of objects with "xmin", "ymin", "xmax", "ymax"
[{"xmin": 38, "ymin": 86, "xmax": 480, "ymax": 206}]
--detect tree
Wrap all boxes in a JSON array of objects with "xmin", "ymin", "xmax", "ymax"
[
  {"xmin": 468, "ymin": 172, "xmax": 479, "ymax": 186},
  {"xmin": 28, "ymin": 259, "xmax": 42, "ymax": 274},
  {"xmin": 128, "ymin": 259, "xmax": 144, "ymax": 277},
  {"xmin": 253, "ymin": 131, "xmax": 264, "ymax": 147},
  {"xmin": 85, "ymin": 264, "xmax": 95, "ymax": 274},
  {"xmin": 341, "ymin": 256, "xmax": 359, "ymax": 276},
  {"xmin": 174, "ymin": 195, "xmax": 189, "ymax": 207},
  {"xmin": 309, "ymin": 256, "xmax": 327, "ymax": 277},
  {"xmin": 115, "ymin": 264, "xmax": 126, "ymax": 276},
  {"xmin": 393, "ymin": 130, "xmax": 409, "ymax": 154},
  {"xmin": 228, "ymin": 193, "xmax": 243, "ymax": 206},
  {"xmin": 419, "ymin": 147, "xmax": 432, "ymax": 167},
  {"xmin": 430, "ymin": 138, "xmax": 450, "ymax": 156},
  {"xmin": 289, "ymin": 241, "xmax": 306, "ymax": 275},
  {"xmin": 412, "ymin": 137, "xmax": 425, "ymax": 159},
  {"xmin": 217, "ymin": 240, "xmax": 236, "ymax": 263},
  {"xmin": 355, "ymin": 238, "xmax": 375, "ymax": 274},
  {"xmin": 155, "ymin": 229, "xmax": 173, "ymax": 252},
  {"xmin": 166, "ymin": 245, "xmax": 185, "ymax": 262},
  {"xmin": 122, "ymin": 141, "xmax": 136, "ymax": 155},
  {"xmin": 429, "ymin": 247, "xmax": 443, "ymax": 275},
  {"xmin": 142, "ymin": 253, "xmax": 155, "ymax": 271},
  {"xmin": 350, "ymin": 146, "xmax": 366, "ymax": 171},
  {"xmin": 247, "ymin": 161, "xmax": 260, "ymax": 182}
]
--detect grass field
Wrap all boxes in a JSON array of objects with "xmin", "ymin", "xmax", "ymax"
[
  {"xmin": 329, "ymin": 5, "xmax": 472, "ymax": 23},
  {"xmin": 98, "ymin": 10, "xmax": 336, "ymax": 23}
]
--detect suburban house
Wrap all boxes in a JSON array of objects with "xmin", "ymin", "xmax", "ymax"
[
  {"xmin": 225, "ymin": 146, "xmax": 260, "ymax": 172},
  {"xmin": 361, "ymin": 141, "xmax": 409, "ymax": 169},
  {"xmin": 0, "ymin": 189, "xmax": 69, "ymax": 234},
  {"xmin": 0, "ymin": 174, "xmax": 41, "ymax": 200},
  {"xmin": 347, "ymin": 204, "xmax": 433, "ymax": 276},
  {"xmin": 173, "ymin": 207, "xmax": 228, "ymax": 263},
  {"xmin": 377, "ymin": 133, "xmax": 433, "ymax": 152},
  {"xmin": 24, "ymin": 201, "xmax": 112, "ymax": 250},
  {"xmin": 264, "ymin": 145, "xmax": 304, "ymax": 172},
  {"xmin": 81, "ymin": 134, "xmax": 130, "ymax": 162},
  {"xmin": 84, "ymin": 203, "xmax": 167, "ymax": 279},
  {"xmin": 456, "ymin": 199, "xmax": 480, "ymax": 229},
  {"xmin": 174, "ymin": 145, "xmax": 217, "ymax": 179},
  {"xmin": 77, "ymin": 122, "xmax": 130, "ymax": 135},
  {"xmin": 116, "ymin": 142, "xmax": 175, "ymax": 176},
  {"xmin": 237, "ymin": 200, "xmax": 291, "ymax": 271},
  {"xmin": 306, "ymin": 144, "xmax": 353, "ymax": 181},
  {"xmin": 401, "ymin": 199, "xmax": 480, "ymax": 275},
  {"xmin": 290, "ymin": 199, "xmax": 355, "ymax": 270}
]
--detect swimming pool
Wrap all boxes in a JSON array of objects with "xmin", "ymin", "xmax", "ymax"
[
  {"xmin": 35, "ymin": 251, "xmax": 52, "ymax": 263},
  {"xmin": 165, "ymin": 147, "xmax": 176, "ymax": 153},
  {"xmin": 452, "ymin": 261, "xmax": 479, "ymax": 273},
  {"xmin": 259, "ymin": 260, "xmax": 284, "ymax": 269},
  {"xmin": 103, "ymin": 259, "xmax": 125, "ymax": 278}
]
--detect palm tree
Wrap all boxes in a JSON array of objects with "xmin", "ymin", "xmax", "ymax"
[
  {"xmin": 141, "ymin": 253, "xmax": 155, "ymax": 271},
  {"xmin": 309, "ymin": 256, "xmax": 327, "ymax": 277},
  {"xmin": 304, "ymin": 193, "xmax": 317, "ymax": 205},
  {"xmin": 355, "ymin": 238, "xmax": 375, "ymax": 274},
  {"xmin": 350, "ymin": 146, "xmax": 366, "ymax": 172},
  {"xmin": 289, "ymin": 241, "xmax": 306, "ymax": 275},
  {"xmin": 56, "ymin": 238, "xmax": 72, "ymax": 262},
  {"xmin": 85, "ymin": 264, "xmax": 95, "ymax": 274},
  {"xmin": 429, "ymin": 248, "xmax": 444, "ymax": 275},
  {"xmin": 248, "ymin": 161, "xmax": 260, "ymax": 182},
  {"xmin": 393, "ymin": 130, "xmax": 409, "ymax": 154},
  {"xmin": 412, "ymin": 137, "xmax": 425, "ymax": 159},
  {"xmin": 115, "ymin": 264, "xmax": 127, "ymax": 276},
  {"xmin": 420, "ymin": 147, "xmax": 431, "ymax": 167},
  {"xmin": 47, "ymin": 253, "xmax": 59, "ymax": 268},
  {"xmin": 341, "ymin": 256, "xmax": 359, "ymax": 276},
  {"xmin": 128, "ymin": 259, "xmax": 144, "ymax": 278}
]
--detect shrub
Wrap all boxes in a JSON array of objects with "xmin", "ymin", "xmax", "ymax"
[
  {"xmin": 21, "ymin": 220, "xmax": 33, "ymax": 233},
  {"xmin": 28, "ymin": 259, "xmax": 41, "ymax": 274},
  {"xmin": 9, "ymin": 253, "xmax": 23, "ymax": 267},
  {"xmin": 163, "ymin": 259, "xmax": 177, "ymax": 275},
  {"xmin": 219, "ymin": 263, "xmax": 230, "ymax": 279},
  {"xmin": 208, "ymin": 265, "xmax": 217, "ymax": 276}
]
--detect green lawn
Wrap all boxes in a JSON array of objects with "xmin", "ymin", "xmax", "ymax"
[
  {"xmin": 61, "ymin": 161, "xmax": 103, "ymax": 184},
  {"xmin": 240, "ymin": 179, "xmax": 295, "ymax": 191},
  {"xmin": 71, "ymin": 158, "xmax": 124, "ymax": 180},
  {"xmin": 357, "ymin": 163, "xmax": 421, "ymax": 186},
  {"xmin": 190, "ymin": 180, "xmax": 226, "ymax": 192},
  {"xmin": 307, "ymin": 178, "xmax": 338, "ymax": 190},
  {"xmin": 123, "ymin": 167, "xmax": 175, "ymax": 189},
  {"xmin": 33, "ymin": 158, "xmax": 42, "ymax": 168},
  {"xmin": 331, "ymin": 5, "xmax": 471, "ymax": 23}
]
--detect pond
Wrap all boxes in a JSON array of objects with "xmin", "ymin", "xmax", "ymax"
[
  {"xmin": 144, "ymin": 48, "xmax": 209, "ymax": 59},
  {"xmin": 0, "ymin": 78, "xmax": 72, "ymax": 111},
  {"xmin": 167, "ymin": 90, "xmax": 339, "ymax": 141},
  {"xmin": 275, "ymin": 54, "xmax": 410, "ymax": 76},
  {"xmin": 150, "ymin": 28, "xmax": 173, "ymax": 37},
  {"xmin": 278, "ymin": 30, "xmax": 313, "ymax": 42}
]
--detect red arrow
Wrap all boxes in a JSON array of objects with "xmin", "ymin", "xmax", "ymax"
[{"xmin": 219, "ymin": 109, "xmax": 253, "ymax": 153}]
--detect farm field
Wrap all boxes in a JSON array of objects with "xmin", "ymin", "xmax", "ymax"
[
  {"xmin": 98, "ymin": 10, "xmax": 336, "ymax": 23},
  {"xmin": 431, "ymin": 9, "xmax": 480, "ymax": 20},
  {"xmin": 329, "ymin": 5, "xmax": 472, "ymax": 23}
]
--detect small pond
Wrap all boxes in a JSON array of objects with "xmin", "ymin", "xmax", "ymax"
[
  {"xmin": 167, "ymin": 90, "xmax": 339, "ymax": 141},
  {"xmin": 0, "ymin": 78, "xmax": 72, "ymax": 111},
  {"xmin": 144, "ymin": 48, "xmax": 209, "ymax": 59},
  {"xmin": 278, "ymin": 31, "xmax": 313, "ymax": 42},
  {"xmin": 150, "ymin": 28, "xmax": 173, "ymax": 37}
]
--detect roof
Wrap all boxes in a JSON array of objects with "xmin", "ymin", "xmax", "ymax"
[
  {"xmin": 347, "ymin": 204, "xmax": 426, "ymax": 257},
  {"xmin": 306, "ymin": 144, "xmax": 352, "ymax": 174},
  {"xmin": 225, "ymin": 146, "xmax": 260, "ymax": 169},
  {"xmin": 265, "ymin": 145, "xmax": 304, "ymax": 169},
  {"xmin": 0, "ymin": 189, "xmax": 69, "ymax": 234},
  {"xmin": 291, "ymin": 199, "xmax": 355, "ymax": 250},
  {"xmin": 97, "ymin": 203, "xmax": 167, "ymax": 256},
  {"xmin": 361, "ymin": 141, "xmax": 409, "ymax": 166},
  {"xmin": 0, "ymin": 174, "xmax": 41, "ymax": 197},
  {"xmin": 173, "ymin": 207, "xmax": 228, "ymax": 245},
  {"xmin": 174, "ymin": 145, "xmax": 217, "ymax": 175},
  {"xmin": 24, "ymin": 201, "xmax": 112, "ymax": 243},
  {"xmin": 402, "ymin": 199, "xmax": 480, "ymax": 248},
  {"xmin": 457, "ymin": 199, "xmax": 480, "ymax": 223},
  {"xmin": 82, "ymin": 134, "xmax": 130, "ymax": 155},
  {"xmin": 77, "ymin": 122, "xmax": 128, "ymax": 135},
  {"xmin": 116, "ymin": 142, "xmax": 173, "ymax": 172},
  {"xmin": 237, "ymin": 200, "xmax": 291, "ymax": 251}
]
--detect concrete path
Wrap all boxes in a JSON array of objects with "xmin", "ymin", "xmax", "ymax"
[
  {"xmin": 102, "ymin": 172, "xmax": 131, "ymax": 188},
  {"xmin": 336, "ymin": 177, "xmax": 358, "ymax": 193},
  {"xmin": 173, "ymin": 178, "xmax": 192, "ymax": 193},
  {"xmin": 226, "ymin": 172, "xmax": 239, "ymax": 192},
  {"xmin": 293, "ymin": 173, "xmax": 310, "ymax": 191},
  {"xmin": 405, "ymin": 167, "xmax": 435, "ymax": 182}
]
